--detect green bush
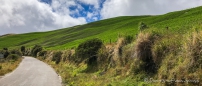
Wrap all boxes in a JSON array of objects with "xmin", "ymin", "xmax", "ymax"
[
  {"xmin": 52, "ymin": 51, "xmax": 63, "ymax": 64},
  {"xmin": 75, "ymin": 38, "xmax": 103, "ymax": 70},
  {"xmin": 4, "ymin": 50, "xmax": 10, "ymax": 58},
  {"xmin": 21, "ymin": 46, "xmax": 25, "ymax": 55},
  {"xmin": 76, "ymin": 38, "xmax": 103, "ymax": 60},
  {"xmin": 7, "ymin": 54, "xmax": 20, "ymax": 61},
  {"xmin": 1, "ymin": 48, "xmax": 10, "ymax": 58},
  {"xmin": 31, "ymin": 45, "xmax": 43, "ymax": 57},
  {"xmin": 97, "ymin": 46, "xmax": 109, "ymax": 69},
  {"xmin": 10, "ymin": 49, "xmax": 22, "ymax": 56}
]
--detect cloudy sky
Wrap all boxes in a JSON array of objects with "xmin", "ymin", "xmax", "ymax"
[{"xmin": 0, "ymin": 0, "xmax": 202, "ymax": 35}]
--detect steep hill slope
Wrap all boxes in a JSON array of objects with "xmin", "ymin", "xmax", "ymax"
[{"xmin": 0, "ymin": 6, "xmax": 202, "ymax": 50}]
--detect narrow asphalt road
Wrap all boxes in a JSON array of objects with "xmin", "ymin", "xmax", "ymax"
[{"xmin": 0, "ymin": 56, "xmax": 61, "ymax": 86}]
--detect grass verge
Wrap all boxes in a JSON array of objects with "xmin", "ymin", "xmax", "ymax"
[{"xmin": 0, "ymin": 57, "xmax": 23, "ymax": 76}]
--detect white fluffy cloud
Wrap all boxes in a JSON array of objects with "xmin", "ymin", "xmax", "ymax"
[
  {"xmin": 101, "ymin": 0, "xmax": 202, "ymax": 19},
  {"xmin": 0, "ymin": 0, "xmax": 86, "ymax": 35}
]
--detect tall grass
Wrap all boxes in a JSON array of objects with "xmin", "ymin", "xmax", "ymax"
[
  {"xmin": 0, "ymin": 57, "xmax": 23, "ymax": 76},
  {"xmin": 36, "ymin": 28, "xmax": 202, "ymax": 85}
]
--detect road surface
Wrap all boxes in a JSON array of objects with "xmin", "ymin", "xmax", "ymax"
[{"xmin": 0, "ymin": 56, "xmax": 61, "ymax": 86}]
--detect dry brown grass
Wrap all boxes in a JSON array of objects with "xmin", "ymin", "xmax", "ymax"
[
  {"xmin": 0, "ymin": 57, "xmax": 23, "ymax": 76},
  {"xmin": 183, "ymin": 31, "xmax": 202, "ymax": 73},
  {"xmin": 156, "ymin": 30, "xmax": 202, "ymax": 86},
  {"xmin": 36, "ymin": 30, "xmax": 202, "ymax": 86},
  {"xmin": 113, "ymin": 37, "xmax": 125, "ymax": 67},
  {"xmin": 152, "ymin": 34, "xmax": 182, "ymax": 66}
]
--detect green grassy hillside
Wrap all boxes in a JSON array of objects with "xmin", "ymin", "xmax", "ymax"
[{"xmin": 0, "ymin": 6, "xmax": 202, "ymax": 50}]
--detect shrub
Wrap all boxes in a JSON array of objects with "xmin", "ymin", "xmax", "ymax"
[
  {"xmin": 122, "ymin": 44, "xmax": 135, "ymax": 66},
  {"xmin": 152, "ymin": 35, "xmax": 181, "ymax": 66},
  {"xmin": 10, "ymin": 49, "xmax": 22, "ymax": 56},
  {"xmin": 52, "ymin": 51, "xmax": 63, "ymax": 64},
  {"xmin": 38, "ymin": 51, "xmax": 47, "ymax": 60},
  {"xmin": 21, "ymin": 46, "xmax": 25, "ymax": 55},
  {"xmin": 31, "ymin": 45, "xmax": 43, "ymax": 57},
  {"xmin": 75, "ymin": 38, "xmax": 103, "ymax": 71},
  {"xmin": 135, "ymin": 32, "xmax": 157, "ymax": 73},
  {"xmin": 38, "ymin": 50, "xmax": 47, "ymax": 57},
  {"xmin": 4, "ymin": 50, "xmax": 10, "ymax": 58},
  {"xmin": 97, "ymin": 45, "xmax": 109, "ymax": 69},
  {"xmin": 7, "ymin": 54, "xmax": 20, "ymax": 61},
  {"xmin": 76, "ymin": 38, "xmax": 103, "ymax": 60}
]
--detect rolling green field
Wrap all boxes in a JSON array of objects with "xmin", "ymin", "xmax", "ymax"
[{"xmin": 0, "ymin": 6, "xmax": 202, "ymax": 50}]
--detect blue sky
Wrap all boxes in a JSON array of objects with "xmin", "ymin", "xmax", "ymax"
[
  {"xmin": 40, "ymin": 0, "xmax": 105, "ymax": 22},
  {"xmin": 0, "ymin": 0, "xmax": 202, "ymax": 35}
]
